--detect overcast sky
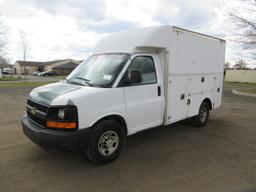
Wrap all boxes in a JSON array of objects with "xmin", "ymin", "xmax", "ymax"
[{"xmin": 0, "ymin": 0, "xmax": 254, "ymax": 66}]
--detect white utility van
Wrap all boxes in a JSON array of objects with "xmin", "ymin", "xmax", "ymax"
[{"xmin": 22, "ymin": 25, "xmax": 226, "ymax": 165}]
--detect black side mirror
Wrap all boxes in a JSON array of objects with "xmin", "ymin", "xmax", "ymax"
[{"xmin": 130, "ymin": 70, "xmax": 142, "ymax": 84}]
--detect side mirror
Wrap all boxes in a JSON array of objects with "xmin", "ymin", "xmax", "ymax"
[{"xmin": 130, "ymin": 70, "xmax": 142, "ymax": 84}]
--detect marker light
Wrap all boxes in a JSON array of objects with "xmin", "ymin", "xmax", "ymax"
[{"xmin": 47, "ymin": 121, "xmax": 76, "ymax": 129}]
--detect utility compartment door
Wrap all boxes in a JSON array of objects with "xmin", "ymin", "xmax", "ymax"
[
  {"xmin": 187, "ymin": 75, "xmax": 216, "ymax": 117},
  {"xmin": 187, "ymin": 76, "xmax": 206, "ymax": 117},
  {"xmin": 167, "ymin": 76, "xmax": 188, "ymax": 124},
  {"xmin": 212, "ymin": 74, "xmax": 223, "ymax": 109}
]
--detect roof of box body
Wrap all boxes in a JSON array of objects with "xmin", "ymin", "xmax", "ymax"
[
  {"xmin": 93, "ymin": 25, "xmax": 225, "ymax": 54},
  {"xmin": 94, "ymin": 25, "xmax": 172, "ymax": 54}
]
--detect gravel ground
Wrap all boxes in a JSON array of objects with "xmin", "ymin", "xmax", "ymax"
[{"xmin": 0, "ymin": 83, "xmax": 256, "ymax": 192}]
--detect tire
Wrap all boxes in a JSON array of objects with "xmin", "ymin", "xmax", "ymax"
[
  {"xmin": 191, "ymin": 101, "xmax": 210, "ymax": 127},
  {"xmin": 86, "ymin": 120, "xmax": 126, "ymax": 165}
]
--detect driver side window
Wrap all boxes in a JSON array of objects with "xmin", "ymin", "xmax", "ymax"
[{"xmin": 118, "ymin": 56, "xmax": 157, "ymax": 87}]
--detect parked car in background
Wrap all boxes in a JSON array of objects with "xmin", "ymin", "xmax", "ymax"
[
  {"xmin": 37, "ymin": 72, "xmax": 43, "ymax": 76},
  {"xmin": 37, "ymin": 71, "xmax": 57, "ymax": 77},
  {"xmin": 2, "ymin": 68, "xmax": 12, "ymax": 75},
  {"xmin": 2, "ymin": 71, "xmax": 12, "ymax": 75},
  {"xmin": 37, "ymin": 72, "xmax": 44, "ymax": 76},
  {"xmin": 43, "ymin": 71, "xmax": 57, "ymax": 76},
  {"xmin": 33, "ymin": 71, "xmax": 40, "ymax": 76}
]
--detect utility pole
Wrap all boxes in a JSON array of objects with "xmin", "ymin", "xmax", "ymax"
[
  {"xmin": 20, "ymin": 31, "xmax": 27, "ymax": 83},
  {"xmin": 23, "ymin": 45, "xmax": 27, "ymax": 83}
]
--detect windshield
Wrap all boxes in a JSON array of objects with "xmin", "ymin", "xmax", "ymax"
[{"xmin": 66, "ymin": 53, "xmax": 130, "ymax": 87}]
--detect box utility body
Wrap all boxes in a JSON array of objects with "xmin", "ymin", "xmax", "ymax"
[{"xmin": 22, "ymin": 25, "xmax": 226, "ymax": 164}]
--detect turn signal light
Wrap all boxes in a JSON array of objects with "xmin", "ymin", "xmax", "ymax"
[{"xmin": 47, "ymin": 121, "xmax": 76, "ymax": 129}]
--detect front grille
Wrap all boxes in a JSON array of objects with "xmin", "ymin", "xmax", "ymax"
[
  {"xmin": 27, "ymin": 99, "xmax": 48, "ymax": 113},
  {"xmin": 27, "ymin": 99, "xmax": 49, "ymax": 127}
]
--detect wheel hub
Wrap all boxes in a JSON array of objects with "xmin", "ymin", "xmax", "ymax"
[
  {"xmin": 98, "ymin": 131, "xmax": 119, "ymax": 156},
  {"xmin": 199, "ymin": 107, "xmax": 207, "ymax": 122}
]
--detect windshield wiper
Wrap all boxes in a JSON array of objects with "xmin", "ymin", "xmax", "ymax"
[
  {"xmin": 65, "ymin": 78, "xmax": 84, "ymax": 86},
  {"xmin": 75, "ymin": 77, "xmax": 94, "ymax": 87}
]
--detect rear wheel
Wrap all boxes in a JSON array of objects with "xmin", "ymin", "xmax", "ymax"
[
  {"xmin": 191, "ymin": 101, "xmax": 210, "ymax": 127},
  {"xmin": 86, "ymin": 120, "xmax": 126, "ymax": 165}
]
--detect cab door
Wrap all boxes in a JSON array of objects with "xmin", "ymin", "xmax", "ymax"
[{"xmin": 117, "ymin": 55, "xmax": 164, "ymax": 134}]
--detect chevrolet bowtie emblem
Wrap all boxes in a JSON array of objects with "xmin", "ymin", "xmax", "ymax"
[{"xmin": 31, "ymin": 107, "xmax": 36, "ymax": 115}]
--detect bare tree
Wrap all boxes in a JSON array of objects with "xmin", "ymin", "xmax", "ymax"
[
  {"xmin": 0, "ymin": 21, "xmax": 5, "ymax": 55},
  {"xmin": 235, "ymin": 59, "xmax": 248, "ymax": 69},
  {"xmin": 224, "ymin": 62, "xmax": 231, "ymax": 69},
  {"xmin": 229, "ymin": 0, "xmax": 256, "ymax": 59},
  {"xmin": 0, "ymin": 17, "xmax": 7, "ymax": 73}
]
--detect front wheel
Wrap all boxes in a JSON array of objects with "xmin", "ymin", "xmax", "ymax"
[
  {"xmin": 86, "ymin": 120, "xmax": 126, "ymax": 165},
  {"xmin": 191, "ymin": 101, "xmax": 210, "ymax": 127}
]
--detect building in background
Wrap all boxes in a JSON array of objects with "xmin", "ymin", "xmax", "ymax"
[
  {"xmin": 14, "ymin": 59, "xmax": 82, "ymax": 75},
  {"xmin": 52, "ymin": 62, "xmax": 80, "ymax": 76}
]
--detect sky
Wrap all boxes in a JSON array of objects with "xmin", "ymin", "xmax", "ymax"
[{"xmin": 0, "ymin": 0, "xmax": 255, "ymax": 67}]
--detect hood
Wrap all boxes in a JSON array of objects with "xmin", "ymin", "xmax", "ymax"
[{"xmin": 29, "ymin": 82, "xmax": 81, "ymax": 105}]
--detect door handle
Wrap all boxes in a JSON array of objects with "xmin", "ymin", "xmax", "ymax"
[{"xmin": 158, "ymin": 86, "xmax": 161, "ymax": 96}]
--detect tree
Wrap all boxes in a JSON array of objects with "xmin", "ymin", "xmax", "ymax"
[
  {"xmin": 0, "ymin": 17, "xmax": 8, "ymax": 73},
  {"xmin": 229, "ymin": 0, "xmax": 256, "ymax": 59},
  {"xmin": 20, "ymin": 31, "xmax": 27, "ymax": 61},
  {"xmin": 224, "ymin": 62, "xmax": 231, "ymax": 69},
  {"xmin": 235, "ymin": 59, "xmax": 248, "ymax": 69},
  {"xmin": 0, "ymin": 21, "xmax": 5, "ymax": 56},
  {"xmin": 0, "ymin": 56, "xmax": 8, "ymax": 73}
]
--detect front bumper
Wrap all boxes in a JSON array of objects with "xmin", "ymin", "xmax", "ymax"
[{"xmin": 22, "ymin": 116, "xmax": 91, "ymax": 150}]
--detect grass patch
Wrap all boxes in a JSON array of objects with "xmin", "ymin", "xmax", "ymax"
[
  {"xmin": 55, "ymin": 75, "xmax": 66, "ymax": 79},
  {"xmin": 41, "ymin": 75, "xmax": 66, "ymax": 80},
  {"xmin": 238, "ymin": 89, "xmax": 256, "ymax": 94},
  {"xmin": 0, "ymin": 76, "xmax": 23, "ymax": 81},
  {"xmin": 0, "ymin": 81, "xmax": 55, "ymax": 88},
  {"xmin": 225, "ymin": 82, "xmax": 256, "ymax": 87}
]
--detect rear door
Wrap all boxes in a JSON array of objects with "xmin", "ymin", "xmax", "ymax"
[{"xmin": 117, "ymin": 55, "xmax": 164, "ymax": 134}]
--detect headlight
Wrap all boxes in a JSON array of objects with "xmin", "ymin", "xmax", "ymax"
[
  {"xmin": 58, "ymin": 108, "xmax": 65, "ymax": 120},
  {"xmin": 46, "ymin": 106, "xmax": 78, "ymax": 129}
]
